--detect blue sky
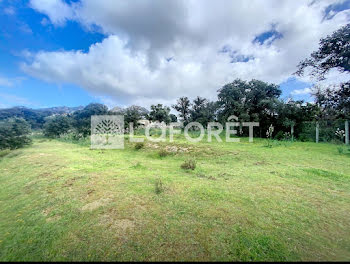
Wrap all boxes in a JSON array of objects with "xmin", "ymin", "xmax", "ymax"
[
  {"xmin": 0, "ymin": 0, "xmax": 349, "ymax": 109},
  {"xmin": 0, "ymin": 0, "xmax": 105, "ymax": 108}
]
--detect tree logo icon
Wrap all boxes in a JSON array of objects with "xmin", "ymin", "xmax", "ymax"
[{"xmin": 91, "ymin": 115, "xmax": 124, "ymax": 149}]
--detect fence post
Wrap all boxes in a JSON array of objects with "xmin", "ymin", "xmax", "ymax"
[
  {"xmin": 316, "ymin": 121, "xmax": 319, "ymax": 143},
  {"xmin": 291, "ymin": 125, "xmax": 294, "ymax": 141},
  {"xmin": 346, "ymin": 120, "xmax": 349, "ymax": 145}
]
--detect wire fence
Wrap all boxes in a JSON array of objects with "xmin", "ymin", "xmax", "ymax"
[{"xmin": 298, "ymin": 119, "xmax": 349, "ymax": 144}]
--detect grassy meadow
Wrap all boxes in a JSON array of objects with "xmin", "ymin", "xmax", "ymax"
[{"xmin": 0, "ymin": 135, "xmax": 350, "ymax": 261}]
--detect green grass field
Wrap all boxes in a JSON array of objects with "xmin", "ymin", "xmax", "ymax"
[{"xmin": 0, "ymin": 136, "xmax": 349, "ymax": 261}]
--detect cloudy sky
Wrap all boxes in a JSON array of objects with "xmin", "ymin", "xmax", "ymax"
[{"xmin": 1, "ymin": 0, "xmax": 350, "ymax": 109}]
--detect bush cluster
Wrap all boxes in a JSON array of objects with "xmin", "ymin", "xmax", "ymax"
[
  {"xmin": 0, "ymin": 118, "xmax": 32, "ymax": 150},
  {"xmin": 134, "ymin": 142, "xmax": 145, "ymax": 150},
  {"xmin": 181, "ymin": 159, "xmax": 196, "ymax": 170}
]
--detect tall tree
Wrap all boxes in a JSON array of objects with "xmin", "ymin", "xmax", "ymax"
[
  {"xmin": 312, "ymin": 82, "xmax": 350, "ymax": 119},
  {"xmin": 190, "ymin": 96, "xmax": 217, "ymax": 126},
  {"xmin": 217, "ymin": 79, "xmax": 281, "ymax": 135},
  {"xmin": 125, "ymin": 105, "xmax": 149, "ymax": 125},
  {"xmin": 296, "ymin": 23, "xmax": 350, "ymax": 80},
  {"xmin": 172, "ymin": 97, "xmax": 191, "ymax": 125},
  {"xmin": 217, "ymin": 79, "xmax": 281, "ymax": 120},
  {"xmin": 110, "ymin": 105, "xmax": 149, "ymax": 128},
  {"xmin": 148, "ymin": 104, "xmax": 171, "ymax": 124}
]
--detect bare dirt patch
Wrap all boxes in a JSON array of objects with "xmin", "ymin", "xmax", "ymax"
[
  {"xmin": 42, "ymin": 207, "xmax": 62, "ymax": 222},
  {"xmin": 146, "ymin": 143, "xmax": 193, "ymax": 153},
  {"xmin": 42, "ymin": 207, "xmax": 53, "ymax": 216},
  {"xmin": 81, "ymin": 197, "xmax": 112, "ymax": 211},
  {"xmin": 99, "ymin": 213, "xmax": 135, "ymax": 232}
]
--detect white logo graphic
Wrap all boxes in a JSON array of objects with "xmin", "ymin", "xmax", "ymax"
[{"xmin": 91, "ymin": 115, "xmax": 124, "ymax": 149}]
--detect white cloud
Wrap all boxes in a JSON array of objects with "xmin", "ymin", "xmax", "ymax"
[
  {"xmin": 25, "ymin": 0, "xmax": 350, "ymax": 106},
  {"xmin": 30, "ymin": 0, "xmax": 75, "ymax": 25},
  {"xmin": 291, "ymin": 87, "xmax": 313, "ymax": 95}
]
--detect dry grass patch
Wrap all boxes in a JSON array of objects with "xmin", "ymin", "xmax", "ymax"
[{"xmin": 81, "ymin": 197, "xmax": 113, "ymax": 212}]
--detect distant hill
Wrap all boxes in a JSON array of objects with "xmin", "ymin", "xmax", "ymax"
[
  {"xmin": 0, "ymin": 106, "xmax": 84, "ymax": 129},
  {"xmin": 36, "ymin": 106, "xmax": 84, "ymax": 114}
]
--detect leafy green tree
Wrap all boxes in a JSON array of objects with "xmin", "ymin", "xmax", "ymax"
[
  {"xmin": 312, "ymin": 82, "xmax": 350, "ymax": 120},
  {"xmin": 43, "ymin": 115, "xmax": 72, "ymax": 138},
  {"xmin": 217, "ymin": 79, "xmax": 281, "ymax": 135},
  {"xmin": 124, "ymin": 105, "xmax": 148, "ymax": 127},
  {"xmin": 335, "ymin": 82, "xmax": 350, "ymax": 119},
  {"xmin": 217, "ymin": 79, "xmax": 249, "ymax": 122},
  {"xmin": 295, "ymin": 24, "xmax": 350, "ymax": 121},
  {"xmin": 190, "ymin": 96, "xmax": 217, "ymax": 126},
  {"xmin": 170, "ymin": 114, "xmax": 178, "ymax": 122},
  {"xmin": 148, "ymin": 104, "xmax": 171, "ymax": 124},
  {"xmin": 73, "ymin": 103, "xmax": 108, "ymax": 136},
  {"xmin": 111, "ymin": 105, "xmax": 149, "ymax": 128},
  {"xmin": 296, "ymin": 23, "xmax": 350, "ymax": 80},
  {"xmin": 275, "ymin": 100, "xmax": 319, "ymax": 138},
  {"xmin": 0, "ymin": 118, "xmax": 32, "ymax": 149},
  {"xmin": 172, "ymin": 97, "xmax": 191, "ymax": 124}
]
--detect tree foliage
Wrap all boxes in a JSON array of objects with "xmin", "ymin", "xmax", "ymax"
[
  {"xmin": 112, "ymin": 105, "xmax": 149, "ymax": 128},
  {"xmin": 189, "ymin": 96, "xmax": 217, "ymax": 127},
  {"xmin": 170, "ymin": 114, "xmax": 178, "ymax": 122},
  {"xmin": 0, "ymin": 118, "xmax": 32, "ymax": 150},
  {"xmin": 336, "ymin": 82, "xmax": 350, "ymax": 118},
  {"xmin": 148, "ymin": 104, "xmax": 171, "ymax": 124},
  {"xmin": 172, "ymin": 97, "xmax": 191, "ymax": 124},
  {"xmin": 73, "ymin": 103, "xmax": 108, "ymax": 136},
  {"xmin": 43, "ymin": 115, "xmax": 72, "ymax": 138},
  {"xmin": 296, "ymin": 23, "xmax": 350, "ymax": 80},
  {"xmin": 295, "ymin": 23, "xmax": 350, "ymax": 121},
  {"xmin": 217, "ymin": 79, "xmax": 281, "ymax": 134},
  {"xmin": 313, "ymin": 82, "xmax": 350, "ymax": 119}
]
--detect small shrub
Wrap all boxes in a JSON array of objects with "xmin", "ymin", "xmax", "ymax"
[
  {"xmin": 337, "ymin": 146, "xmax": 344, "ymax": 154},
  {"xmin": 298, "ymin": 133, "xmax": 311, "ymax": 142},
  {"xmin": 274, "ymin": 131, "xmax": 284, "ymax": 141},
  {"xmin": 181, "ymin": 159, "xmax": 196, "ymax": 170},
  {"xmin": 134, "ymin": 142, "xmax": 144, "ymax": 150},
  {"xmin": 154, "ymin": 178, "xmax": 164, "ymax": 194},
  {"xmin": 158, "ymin": 149, "xmax": 169, "ymax": 157}
]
